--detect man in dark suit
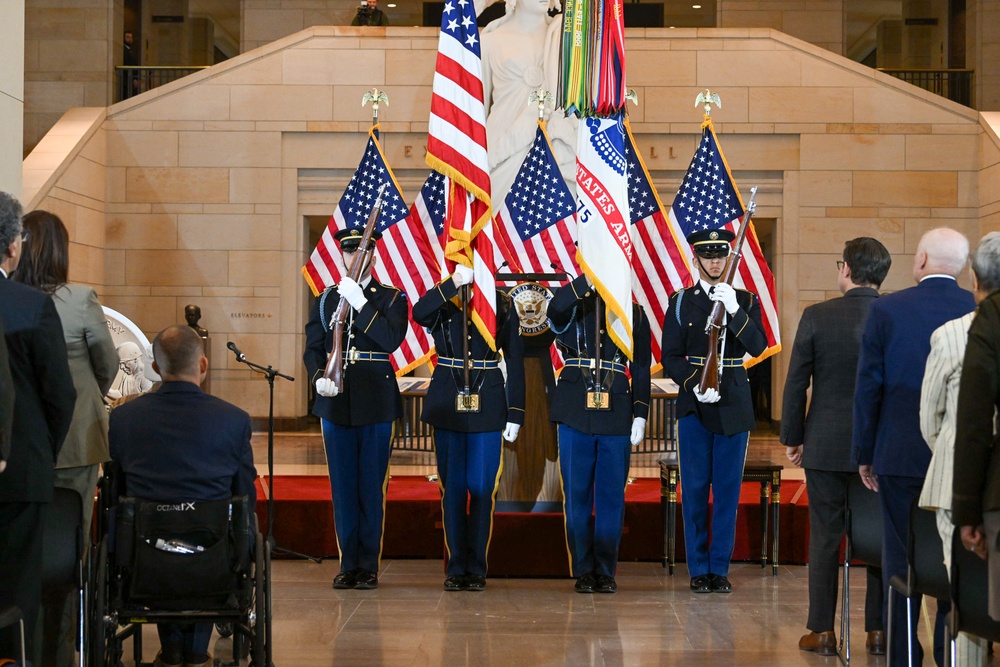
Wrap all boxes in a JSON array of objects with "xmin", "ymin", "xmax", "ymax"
[
  {"xmin": 952, "ymin": 232, "xmax": 1000, "ymax": 622},
  {"xmin": 413, "ymin": 264, "xmax": 524, "ymax": 591},
  {"xmin": 852, "ymin": 227, "xmax": 976, "ymax": 666},
  {"xmin": 110, "ymin": 324, "xmax": 257, "ymax": 667},
  {"xmin": 661, "ymin": 228, "xmax": 767, "ymax": 594},
  {"xmin": 549, "ymin": 273, "xmax": 650, "ymax": 594},
  {"xmin": 0, "ymin": 320, "xmax": 12, "ymax": 472},
  {"xmin": 304, "ymin": 227, "xmax": 408, "ymax": 591},
  {"xmin": 0, "ymin": 191, "xmax": 77, "ymax": 661},
  {"xmin": 781, "ymin": 237, "xmax": 891, "ymax": 656}
]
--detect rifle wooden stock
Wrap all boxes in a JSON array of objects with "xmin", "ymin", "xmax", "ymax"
[
  {"xmin": 322, "ymin": 183, "xmax": 388, "ymax": 391},
  {"xmin": 696, "ymin": 186, "xmax": 758, "ymax": 395}
]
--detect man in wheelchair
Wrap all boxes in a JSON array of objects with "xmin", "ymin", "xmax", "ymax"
[{"xmin": 108, "ymin": 324, "xmax": 257, "ymax": 667}]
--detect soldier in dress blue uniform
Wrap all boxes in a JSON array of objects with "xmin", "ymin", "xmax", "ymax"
[
  {"xmin": 304, "ymin": 227, "xmax": 409, "ymax": 590},
  {"xmin": 548, "ymin": 274, "xmax": 651, "ymax": 594},
  {"xmin": 412, "ymin": 264, "xmax": 525, "ymax": 591},
  {"xmin": 661, "ymin": 228, "xmax": 767, "ymax": 594}
]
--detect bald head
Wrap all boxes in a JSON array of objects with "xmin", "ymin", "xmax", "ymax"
[
  {"xmin": 913, "ymin": 227, "xmax": 969, "ymax": 282},
  {"xmin": 152, "ymin": 324, "xmax": 207, "ymax": 382}
]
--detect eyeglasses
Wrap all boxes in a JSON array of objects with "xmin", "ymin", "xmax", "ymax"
[
  {"xmin": 19, "ymin": 230, "xmax": 29, "ymax": 243},
  {"xmin": 836, "ymin": 260, "xmax": 845, "ymax": 271}
]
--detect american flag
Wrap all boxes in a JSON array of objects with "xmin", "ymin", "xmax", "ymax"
[
  {"xmin": 494, "ymin": 122, "xmax": 579, "ymax": 278},
  {"xmin": 667, "ymin": 119, "xmax": 781, "ymax": 362},
  {"xmin": 426, "ymin": 0, "xmax": 497, "ymax": 349},
  {"xmin": 408, "ymin": 170, "xmax": 447, "ymax": 277},
  {"xmin": 301, "ymin": 126, "xmax": 438, "ymax": 374},
  {"xmin": 623, "ymin": 119, "xmax": 693, "ymax": 367}
]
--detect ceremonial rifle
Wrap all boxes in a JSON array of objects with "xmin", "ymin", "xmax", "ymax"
[
  {"xmin": 323, "ymin": 183, "xmax": 388, "ymax": 392},
  {"xmin": 696, "ymin": 186, "xmax": 758, "ymax": 395}
]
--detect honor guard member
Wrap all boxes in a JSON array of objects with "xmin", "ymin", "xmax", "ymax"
[
  {"xmin": 661, "ymin": 228, "xmax": 767, "ymax": 594},
  {"xmin": 412, "ymin": 264, "xmax": 525, "ymax": 592},
  {"xmin": 548, "ymin": 274, "xmax": 651, "ymax": 594},
  {"xmin": 304, "ymin": 227, "xmax": 408, "ymax": 590}
]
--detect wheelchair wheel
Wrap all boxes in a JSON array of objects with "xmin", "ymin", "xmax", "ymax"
[
  {"xmin": 215, "ymin": 622, "xmax": 234, "ymax": 638},
  {"xmin": 88, "ymin": 537, "xmax": 111, "ymax": 667},
  {"xmin": 249, "ymin": 537, "xmax": 267, "ymax": 666},
  {"xmin": 264, "ymin": 540, "xmax": 272, "ymax": 665}
]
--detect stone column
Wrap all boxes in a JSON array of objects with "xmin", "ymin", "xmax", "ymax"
[{"xmin": 0, "ymin": 1, "xmax": 24, "ymax": 197}]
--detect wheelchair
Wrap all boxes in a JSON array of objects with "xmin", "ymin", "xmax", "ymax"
[{"xmin": 88, "ymin": 467, "xmax": 272, "ymax": 667}]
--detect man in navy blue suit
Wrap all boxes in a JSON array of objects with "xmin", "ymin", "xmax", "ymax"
[
  {"xmin": 110, "ymin": 325, "xmax": 257, "ymax": 667},
  {"xmin": 852, "ymin": 227, "xmax": 976, "ymax": 666}
]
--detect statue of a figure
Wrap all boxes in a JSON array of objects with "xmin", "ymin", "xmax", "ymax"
[
  {"xmin": 105, "ymin": 341, "xmax": 154, "ymax": 402},
  {"xmin": 481, "ymin": 0, "xmax": 577, "ymax": 204},
  {"xmin": 184, "ymin": 304, "xmax": 209, "ymax": 338}
]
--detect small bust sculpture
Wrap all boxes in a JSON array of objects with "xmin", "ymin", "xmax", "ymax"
[{"xmin": 184, "ymin": 304, "xmax": 209, "ymax": 338}]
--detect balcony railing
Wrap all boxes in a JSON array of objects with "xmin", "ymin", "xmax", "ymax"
[
  {"xmin": 116, "ymin": 66, "xmax": 210, "ymax": 102},
  {"xmin": 877, "ymin": 68, "xmax": 974, "ymax": 107}
]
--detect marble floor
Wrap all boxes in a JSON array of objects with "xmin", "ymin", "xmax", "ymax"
[{"xmin": 102, "ymin": 429, "xmax": 981, "ymax": 666}]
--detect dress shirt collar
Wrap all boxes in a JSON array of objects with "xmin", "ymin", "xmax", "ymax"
[{"xmin": 920, "ymin": 274, "xmax": 957, "ymax": 282}]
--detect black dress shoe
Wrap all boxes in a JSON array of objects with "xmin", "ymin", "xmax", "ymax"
[
  {"xmin": 690, "ymin": 575, "xmax": 712, "ymax": 593},
  {"xmin": 354, "ymin": 570, "xmax": 378, "ymax": 590},
  {"xmin": 465, "ymin": 575, "xmax": 486, "ymax": 591},
  {"xmin": 332, "ymin": 570, "xmax": 357, "ymax": 589},
  {"xmin": 443, "ymin": 575, "xmax": 467, "ymax": 591},
  {"xmin": 595, "ymin": 575, "xmax": 617, "ymax": 594},
  {"xmin": 574, "ymin": 572, "xmax": 597, "ymax": 594},
  {"xmin": 710, "ymin": 574, "xmax": 732, "ymax": 593}
]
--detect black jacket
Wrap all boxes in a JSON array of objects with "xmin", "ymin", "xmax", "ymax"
[
  {"xmin": 0, "ymin": 278, "xmax": 76, "ymax": 503},
  {"xmin": 548, "ymin": 275, "xmax": 651, "ymax": 436},
  {"xmin": 661, "ymin": 283, "xmax": 766, "ymax": 436},
  {"xmin": 412, "ymin": 279, "xmax": 525, "ymax": 433},
  {"xmin": 952, "ymin": 292, "xmax": 1000, "ymax": 525},
  {"xmin": 304, "ymin": 280, "xmax": 408, "ymax": 426},
  {"xmin": 780, "ymin": 287, "xmax": 879, "ymax": 471}
]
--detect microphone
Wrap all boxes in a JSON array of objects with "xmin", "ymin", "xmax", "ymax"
[{"xmin": 227, "ymin": 341, "xmax": 246, "ymax": 362}]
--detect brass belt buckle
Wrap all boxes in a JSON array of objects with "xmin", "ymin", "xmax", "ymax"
[
  {"xmin": 456, "ymin": 392, "xmax": 481, "ymax": 413},
  {"xmin": 586, "ymin": 391, "xmax": 610, "ymax": 411},
  {"xmin": 347, "ymin": 348, "xmax": 361, "ymax": 364}
]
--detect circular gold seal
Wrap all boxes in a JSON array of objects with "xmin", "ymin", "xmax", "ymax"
[{"xmin": 510, "ymin": 282, "xmax": 553, "ymax": 336}]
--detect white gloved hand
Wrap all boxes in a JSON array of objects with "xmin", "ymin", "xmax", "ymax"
[
  {"xmin": 694, "ymin": 386, "xmax": 721, "ymax": 404},
  {"xmin": 339, "ymin": 277, "xmax": 368, "ymax": 311},
  {"xmin": 709, "ymin": 283, "xmax": 739, "ymax": 315},
  {"xmin": 452, "ymin": 264, "xmax": 475, "ymax": 288},
  {"xmin": 630, "ymin": 417, "xmax": 646, "ymax": 446},
  {"xmin": 315, "ymin": 377, "xmax": 339, "ymax": 398},
  {"xmin": 503, "ymin": 422, "xmax": 521, "ymax": 442}
]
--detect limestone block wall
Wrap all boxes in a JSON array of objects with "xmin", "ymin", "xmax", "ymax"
[
  {"xmin": 23, "ymin": 0, "xmax": 122, "ymax": 157},
  {"xmin": 717, "ymin": 0, "xmax": 845, "ymax": 55},
  {"xmin": 23, "ymin": 26, "xmax": 997, "ymax": 421},
  {"xmin": 981, "ymin": 113, "xmax": 1000, "ymax": 234}
]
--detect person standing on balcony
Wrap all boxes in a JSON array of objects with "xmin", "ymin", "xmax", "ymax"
[
  {"xmin": 121, "ymin": 31, "xmax": 140, "ymax": 100},
  {"xmin": 351, "ymin": 0, "xmax": 389, "ymax": 26}
]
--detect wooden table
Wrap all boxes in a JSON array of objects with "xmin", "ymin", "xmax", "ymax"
[{"xmin": 659, "ymin": 455, "xmax": 783, "ymax": 576}]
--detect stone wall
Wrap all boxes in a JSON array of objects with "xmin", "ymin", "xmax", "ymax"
[{"xmin": 24, "ymin": 27, "xmax": 995, "ymax": 420}]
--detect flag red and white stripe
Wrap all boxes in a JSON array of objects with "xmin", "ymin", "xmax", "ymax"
[{"xmin": 427, "ymin": 0, "xmax": 496, "ymax": 349}]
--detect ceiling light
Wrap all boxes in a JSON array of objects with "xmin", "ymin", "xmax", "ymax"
[
  {"xmin": 692, "ymin": 4, "xmax": 702, "ymax": 7},
  {"xmin": 387, "ymin": 3, "xmax": 396, "ymax": 6}
]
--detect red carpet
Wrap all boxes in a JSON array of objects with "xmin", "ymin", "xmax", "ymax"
[{"xmin": 255, "ymin": 475, "xmax": 809, "ymax": 575}]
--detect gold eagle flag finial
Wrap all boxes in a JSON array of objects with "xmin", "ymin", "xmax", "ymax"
[
  {"xmin": 362, "ymin": 88, "xmax": 389, "ymax": 126},
  {"xmin": 695, "ymin": 89, "xmax": 722, "ymax": 118},
  {"xmin": 528, "ymin": 87, "xmax": 553, "ymax": 121}
]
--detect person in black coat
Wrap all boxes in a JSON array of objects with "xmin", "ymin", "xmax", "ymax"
[
  {"xmin": 548, "ymin": 273, "xmax": 651, "ymax": 594},
  {"xmin": 661, "ymin": 228, "xmax": 767, "ymax": 594},
  {"xmin": 412, "ymin": 264, "xmax": 525, "ymax": 591},
  {"xmin": 0, "ymin": 191, "xmax": 76, "ymax": 661},
  {"xmin": 0, "ymin": 319, "xmax": 12, "ymax": 471},
  {"xmin": 304, "ymin": 227, "xmax": 409, "ymax": 590},
  {"xmin": 780, "ymin": 237, "xmax": 890, "ymax": 656}
]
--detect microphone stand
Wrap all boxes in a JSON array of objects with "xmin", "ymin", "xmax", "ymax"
[{"xmin": 231, "ymin": 351, "xmax": 320, "ymax": 563}]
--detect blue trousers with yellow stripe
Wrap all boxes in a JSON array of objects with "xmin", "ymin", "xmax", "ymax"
[
  {"xmin": 677, "ymin": 414, "xmax": 749, "ymax": 578},
  {"xmin": 321, "ymin": 419, "xmax": 393, "ymax": 574},
  {"xmin": 558, "ymin": 424, "xmax": 631, "ymax": 578},
  {"xmin": 434, "ymin": 429, "xmax": 503, "ymax": 577}
]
